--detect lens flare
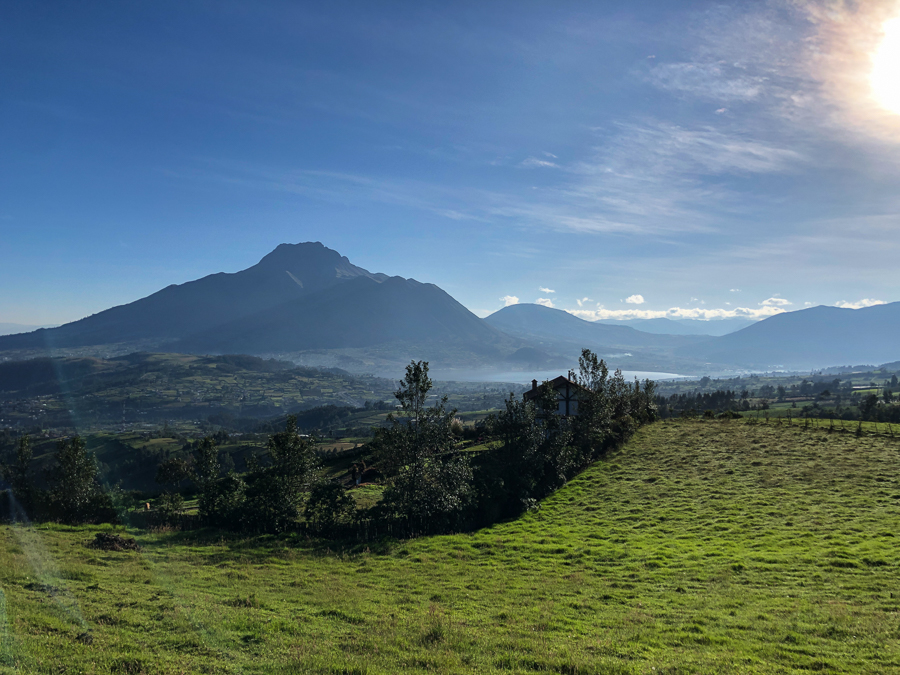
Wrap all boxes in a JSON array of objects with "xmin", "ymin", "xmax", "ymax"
[{"xmin": 872, "ymin": 16, "xmax": 900, "ymax": 115}]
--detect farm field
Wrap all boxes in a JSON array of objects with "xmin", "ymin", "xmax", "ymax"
[
  {"xmin": 0, "ymin": 352, "xmax": 520, "ymax": 438},
  {"xmin": 2, "ymin": 419, "xmax": 900, "ymax": 673}
]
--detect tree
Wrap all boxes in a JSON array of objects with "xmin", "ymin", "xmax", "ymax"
[
  {"xmin": 3, "ymin": 435, "xmax": 36, "ymax": 519},
  {"xmin": 860, "ymin": 393, "xmax": 880, "ymax": 421},
  {"xmin": 156, "ymin": 456, "xmax": 190, "ymax": 487},
  {"xmin": 46, "ymin": 436, "xmax": 112, "ymax": 523},
  {"xmin": 191, "ymin": 436, "xmax": 223, "ymax": 520},
  {"xmin": 572, "ymin": 349, "xmax": 612, "ymax": 456},
  {"xmin": 305, "ymin": 481, "xmax": 356, "ymax": 535},
  {"xmin": 243, "ymin": 415, "xmax": 322, "ymax": 533},
  {"xmin": 376, "ymin": 361, "xmax": 473, "ymax": 535}
]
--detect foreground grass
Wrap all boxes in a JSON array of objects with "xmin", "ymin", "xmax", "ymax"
[{"xmin": 3, "ymin": 419, "xmax": 900, "ymax": 673}]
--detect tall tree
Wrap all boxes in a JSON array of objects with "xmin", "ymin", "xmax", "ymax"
[
  {"xmin": 3, "ymin": 435, "xmax": 36, "ymax": 519},
  {"xmin": 46, "ymin": 436, "xmax": 110, "ymax": 523},
  {"xmin": 572, "ymin": 349, "xmax": 612, "ymax": 456},
  {"xmin": 243, "ymin": 415, "xmax": 321, "ymax": 533},
  {"xmin": 376, "ymin": 361, "xmax": 473, "ymax": 535}
]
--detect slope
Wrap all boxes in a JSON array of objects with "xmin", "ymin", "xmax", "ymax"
[
  {"xmin": 677, "ymin": 302, "xmax": 900, "ymax": 368},
  {"xmin": 4, "ymin": 420, "xmax": 899, "ymax": 672},
  {"xmin": 485, "ymin": 303, "xmax": 708, "ymax": 349},
  {"xmin": 178, "ymin": 275, "xmax": 514, "ymax": 355},
  {"xmin": 599, "ymin": 317, "xmax": 755, "ymax": 336}
]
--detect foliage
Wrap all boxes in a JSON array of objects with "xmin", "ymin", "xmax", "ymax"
[
  {"xmin": 156, "ymin": 491, "xmax": 185, "ymax": 519},
  {"xmin": 375, "ymin": 361, "xmax": 474, "ymax": 535},
  {"xmin": 304, "ymin": 481, "xmax": 356, "ymax": 535},
  {"xmin": 45, "ymin": 436, "xmax": 114, "ymax": 523},
  {"xmin": 6, "ymin": 421, "xmax": 900, "ymax": 672},
  {"xmin": 2, "ymin": 434, "xmax": 35, "ymax": 518},
  {"xmin": 481, "ymin": 385, "xmax": 574, "ymax": 518},
  {"xmin": 573, "ymin": 348, "xmax": 657, "ymax": 455},
  {"xmin": 242, "ymin": 415, "xmax": 322, "ymax": 533}
]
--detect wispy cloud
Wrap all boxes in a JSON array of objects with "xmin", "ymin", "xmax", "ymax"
[
  {"xmin": 835, "ymin": 298, "xmax": 886, "ymax": 309},
  {"xmin": 575, "ymin": 296, "xmax": 592, "ymax": 307},
  {"xmin": 646, "ymin": 62, "xmax": 765, "ymax": 101},
  {"xmin": 520, "ymin": 157, "xmax": 560, "ymax": 169},
  {"xmin": 625, "ymin": 294, "xmax": 645, "ymax": 304},
  {"xmin": 500, "ymin": 295, "xmax": 519, "ymax": 307},
  {"xmin": 569, "ymin": 305, "xmax": 784, "ymax": 321},
  {"xmin": 536, "ymin": 298, "xmax": 555, "ymax": 308},
  {"xmin": 760, "ymin": 296, "xmax": 791, "ymax": 307},
  {"xmin": 539, "ymin": 286, "xmax": 555, "ymax": 294}
]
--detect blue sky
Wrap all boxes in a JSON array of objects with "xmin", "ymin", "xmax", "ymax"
[{"xmin": 3, "ymin": 1, "xmax": 900, "ymax": 326}]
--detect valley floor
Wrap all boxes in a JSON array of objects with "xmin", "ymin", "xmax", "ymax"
[{"xmin": 2, "ymin": 420, "xmax": 900, "ymax": 673}]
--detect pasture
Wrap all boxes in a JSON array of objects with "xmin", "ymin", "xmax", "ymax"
[{"xmin": 1, "ymin": 419, "xmax": 900, "ymax": 673}]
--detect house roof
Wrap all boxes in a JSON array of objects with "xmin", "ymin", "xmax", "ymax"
[{"xmin": 523, "ymin": 375, "xmax": 585, "ymax": 401}]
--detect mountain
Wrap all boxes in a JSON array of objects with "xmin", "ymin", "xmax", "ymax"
[
  {"xmin": 177, "ymin": 275, "xmax": 511, "ymax": 356},
  {"xmin": 676, "ymin": 303, "xmax": 900, "ymax": 369},
  {"xmin": 0, "ymin": 322, "xmax": 57, "ymax": 337},
  {"xmin": 485, "ymin": 304, "xmax": 708, "ymax": 350},
  {"xmin": 598, "ymin": 317, "xmax": 755, "ymax": 336},
  {"xmin": 0, "ymin": 242, "xmax": 519, "ymax": 372},
  {"xmin": 483, "ymin": 304, "xmax": 711, "ymax": 373},
  {"xmin": 0, "ymin": 242, "xmax": 386, "ymax": 352},
  {"xmin": 0, "ymin": 242, "xmax": 385, "ymax": 351}
]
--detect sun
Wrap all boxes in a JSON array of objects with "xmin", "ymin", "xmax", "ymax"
[{"xmin": 872, "ymin": 16, "xmax": 900, "ymax": 115}]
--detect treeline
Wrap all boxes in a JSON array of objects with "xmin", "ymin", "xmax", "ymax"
[
  {"xmin": 656, "ymin": 390, "xmax": 741, "ymax": 417},
  {"xmin": 1, "ymin": 435, "xmax": 118, "ymax": 524},
  {"xmin": 1, "ymin": 350, "xmax": 657, "ymax": 540}
]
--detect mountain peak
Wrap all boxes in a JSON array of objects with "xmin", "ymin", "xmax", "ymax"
[{"xmin": 258, "ymin": 241, "xmax": 338, "ymax": 266}]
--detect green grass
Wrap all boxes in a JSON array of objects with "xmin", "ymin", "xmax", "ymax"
[{"xmin": 3, "ymin": 419, "xmax": 900, "ymax": 672}]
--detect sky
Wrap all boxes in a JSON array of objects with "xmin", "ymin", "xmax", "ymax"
[{"xmin": 2, "ymin": 0, "xmax": 900, "ymax": 326}]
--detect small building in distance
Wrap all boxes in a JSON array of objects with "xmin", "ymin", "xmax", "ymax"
[{"xmin": 523, "ymin": 375, "xmax": 585, "ymax": 417}]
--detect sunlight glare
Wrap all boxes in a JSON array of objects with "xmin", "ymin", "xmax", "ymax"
[{"xmin": 872, "ymin": 16, "xmax": 900, "ymax": 115}]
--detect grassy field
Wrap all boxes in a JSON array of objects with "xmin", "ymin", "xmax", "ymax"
[{"xmin": 2, "ymin": 419, "xmax": 900, "ymax": 673}]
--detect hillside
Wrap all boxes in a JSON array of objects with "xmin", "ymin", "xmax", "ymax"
[
  {"xmin": 0, "ymin": 353, "xmax": 395, "ymax": 431},
  {"xmin": 598, "ymin": 316, "xmax": 755, "ymax": 336},
  {"xmin": 484, "ymin": 303, "xmax": 710, "ymax": 372},
  {"xmin": 177, "ymin": 275, "xmax": 514, "ymax": 356},
  {"xmin": 3, "ymin": 419, "xmax": 899, "ymax": 672},
  {"xmin": 677, "ymin": 302, "xmax": 900, "ymax": 369}
]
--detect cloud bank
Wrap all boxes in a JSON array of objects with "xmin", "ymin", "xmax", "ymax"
[{"xmin": 835, "ymin": 298, "xmax": 885, "ymax": 309}]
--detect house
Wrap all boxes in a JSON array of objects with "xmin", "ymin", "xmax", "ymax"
[{"xmin": 523, "ymin": 375, "xmax": 586, "ymax": 417}]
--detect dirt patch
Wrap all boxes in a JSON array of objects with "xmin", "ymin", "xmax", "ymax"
[
  {"xmin": 88, "ymin": 532, "xmax": 141, "ymax": 552},
  {"xmin": 24, "ymin": 582, "xmax": 60, "ymax": 595}
]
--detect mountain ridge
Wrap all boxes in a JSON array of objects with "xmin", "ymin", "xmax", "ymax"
[{"xmin": 676, "ymin": 302, "xmax": 900, "ymax": 369}]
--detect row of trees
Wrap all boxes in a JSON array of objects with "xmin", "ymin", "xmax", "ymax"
[
  {"xmin": 2, "ymin": 349, "xmax": 658, "ymax": 538},
  {"xmin": 3, "ymin": 435, "xmax": 116, "ymax": 524}
]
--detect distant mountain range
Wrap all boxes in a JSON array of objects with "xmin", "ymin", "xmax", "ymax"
[
  {"xmin": 674, "ymin": 303, "xmax": 900, "ymax": 370},
  {"xmin": 483, "ymin": 304, "xmax": 714, "ymax": 373},
  {"xmin": 1, "ymin": 242, "xmax": 898, "ymax": 375},
  {"xmin": 597, "ymin": 317, "xmax": 755, "ymax": 336}
]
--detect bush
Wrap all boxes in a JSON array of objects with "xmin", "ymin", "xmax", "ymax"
[{"xmin": 305, "ymin": 481, "xmax": 356, "ymax": 535}]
